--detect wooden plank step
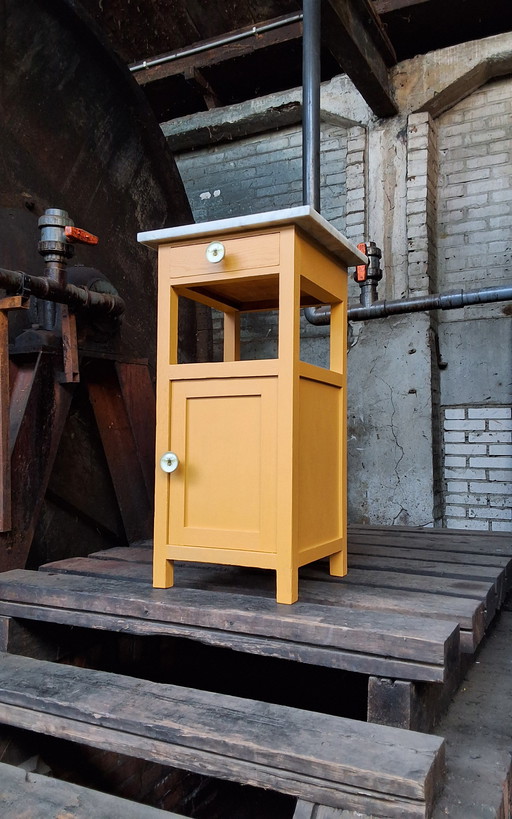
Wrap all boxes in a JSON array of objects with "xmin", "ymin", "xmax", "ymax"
[
  {"xmin": 347, "ymin": 541, "xmax": 512, "ymax": 572},
  {"xmin": 0, "ymin": 760, "xmax": 180, "ymax": 818},
  {"xmin": 303, "ymin": 566, "xmax": 497, "ymax": 625},
  {"xmin": 348, "ymin": 533, "xmax": 512, "ymax": 558},
  {"xmin": 0, "ymin": 652, "xmax": 445, "ymax": 817},
  {"xmin": 348, "ymin": 526, "xmax": 512, "ymax": 555},
  {"xmin": 345, "ymin": 555, "xmax": 507, "ymax": 605},
  {"xmin": 88, "ymin": 545, "xmax": 498, "ymax": 618},
  {"xmin": 54, "ymin": 553, "xmax": 485, "ymax": 653},
  {"xmin": 0, "ymin": 570, "xmax": 459, "ymax": 682}
]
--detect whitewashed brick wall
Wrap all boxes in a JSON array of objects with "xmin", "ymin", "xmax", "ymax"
[
  {"xmin": 437, "ymin": 77, "xmax": 512, "ymax": 305},
  {"xmin": 176, "ymin": 122, "xmax": 349, "ymax": 232},
  {"xmin": 444, "ymin": 407, "xmax": 512, "ymax": 531},
  {"xmin": 407, "ymin": 112, "xmax": 439, "ymax": 296}
]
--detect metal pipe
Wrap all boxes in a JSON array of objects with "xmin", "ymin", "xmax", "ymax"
[
  {"xmin": 302, "ymin": 0, "xmax": 321, "ymax": 211},
  {"xmin": 0, "ymin": 267, "xmax": 125, "ymax": 316},
  {"xmin": 304, "ymin": 283, "xmax": 512, "ymax": 325},
  {"xmin": 130, "ymin": 13, "xmax": 304, "ymax": 73}
]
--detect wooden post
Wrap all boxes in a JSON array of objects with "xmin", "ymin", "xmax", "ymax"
[
  {"xmin": 0, "ymin": 296, "xmax": 30, "ymax": 532},
  {"xmin": 0, "ymin": 309, "xmax": 10, "ymax": 532},
  {"xmin": 86, "ymin": 359, "xmax": 154, "ymax": 545}
]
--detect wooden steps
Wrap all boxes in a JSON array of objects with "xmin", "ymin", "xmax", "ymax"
[
  {"xmin": 0, "ymin": 760, "xmax": 179, "ymax": 819},
  {"xmin": 0, "ymin": 652, "xmax": 445, "ymax": 818},
  {"xmin": 46, "ymin": 525, "xmax": 509, "ymax": 653},
  {"xmin": 0, "ymin": 526, "xmax": 507, "ymax": 816},
  {"xmin": 47, "ymin": 549, "xmax": 487, "ymax": 653},
  {"xmin": 0, "ymin": 567, "xmax": 460, "ymax": 683}
]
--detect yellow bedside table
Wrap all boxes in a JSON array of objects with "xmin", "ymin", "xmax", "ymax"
[{"xmin": 139, "ymin": 206, "xmax": 366, "ymax": 603}]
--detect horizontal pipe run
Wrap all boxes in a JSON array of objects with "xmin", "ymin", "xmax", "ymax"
[
  {"xmin": 130, "ymin": 13, "xmax": 304, "ymax": 73},
  {"xmin": 0, "ymin": 267, "xmax": 125, "ymax": 316},
  {"xmin": 304, "ymin": 284, "xmax": 512, "ymax": 325}
]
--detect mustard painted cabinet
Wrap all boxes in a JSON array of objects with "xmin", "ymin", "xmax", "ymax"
[{"xmin": 139, "ymin": 207, "xmax": 366, "ymax": 603}]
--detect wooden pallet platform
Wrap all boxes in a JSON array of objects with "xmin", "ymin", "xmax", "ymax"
[
  {"xmin": 0, "ymin": 525, "xmax": 508, "ymax": 734},
  {"xmin": 0, "ymin": 652, "xmax": 445, "ymax": 818},
  {"xmin": 0, "ymin": 525, "xmax": 508, "ymax": 817}
]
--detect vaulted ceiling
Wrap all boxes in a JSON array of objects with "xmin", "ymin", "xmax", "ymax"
[{"xmin": 80, "ymin": 0, "xmax": 512, "ymax": 122}]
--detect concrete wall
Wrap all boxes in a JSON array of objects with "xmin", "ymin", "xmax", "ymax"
[{"xmin": 170, "ymin": 32, "xmax": 512, "ymax": 530}]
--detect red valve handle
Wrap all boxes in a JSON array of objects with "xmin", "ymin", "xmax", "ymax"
[
  {"xmin": 64, "ymin": 226, "xmax": 99, "ymax": 245},
  {"xmin": 355, "ymin": 242, "xmax": 368, "ymax": 282}
]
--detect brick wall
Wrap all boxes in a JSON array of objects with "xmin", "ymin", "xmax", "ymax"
[
  {"xmin": 437, "ymin": 76, "xmax": 512, "ymax": 530},
  {"xmin": 437, "ymin": 77, "xmax": 512, "ymax": 301},
  {"xmin": 407, "ymin": 112, "xmax": 439, "ymax": 296},
  {"xmin": 444, "ymin": 407, "xmax": 512, "ymax": 531},
  {"xmin": 176, "ymin": 122, "xmax": 348, "ymax": 231}
]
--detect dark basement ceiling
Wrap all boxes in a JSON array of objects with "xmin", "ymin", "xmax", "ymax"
[{"xmin": 80, "ymin": 0, "xmax": 512, "ymax": 121}]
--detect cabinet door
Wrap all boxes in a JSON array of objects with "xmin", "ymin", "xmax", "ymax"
[{"xmin": 165, "ymin": 377, "xmax": 278, "ymax": 554}]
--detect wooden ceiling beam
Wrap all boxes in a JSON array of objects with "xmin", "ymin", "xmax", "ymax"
[
  {"xmin": 131, "ymin": 14, "xmax": 303, "ymax": 88},
  {"xmin": 325, "ymin": 0, "xmax": 398, "ymax": 117},
  {"xmin": 373, "ymin": 0, "xmax": 430, "ymax": 15}
]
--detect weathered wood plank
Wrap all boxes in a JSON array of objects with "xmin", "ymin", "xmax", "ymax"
[
  {"xmin": 348, "ymin": 552, "xmax": 505, "ymax": 581},
  {"xmin": 0, "ymin": 652, "xmax": 445, "ymax": 816},
  {"xmin": 368, "ymin": 677, "xmax": 422, "ymax": 730},
  {"xmin": 294, "ymin": 801, "xmax": 345, "ymax": 819},
  {"xmin": 348, "ymin": 525, "xmax": 512, "ymax": 554},
  {"xmin": 345, "ymin": 555, "xmax": 507, "ymax": 605},
  {"xmin": 0, "ymin": 570, "xmax": 458, "ymax": 667},
  {"xmin": 0, "ymin": 599, "xmax": 449, "ymax": 682},
  {"xmin": 48, "ymin": 553, "xmax": 484, "ymax": 651},
  {"xmin": 0, "ymin": 760, "xmax": 177, "ymax": 818},
  {"xmin": 304, "ymin": 566, "xmax": 497, "ymax": 624},
  {"xmin": 366, "ymin": 670, "xmax": 460, "ymax": 734},
  {"xmin": 348, "ymin": 541, "xmax": 512, "ymax": 571},
  {"xmin": 348, "ymin": 533, "xmax": 512, "ymax": 556}
]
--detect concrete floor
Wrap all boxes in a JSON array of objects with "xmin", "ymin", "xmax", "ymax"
[{"xmin": 433, "ymin": 606, "xmax": 512, "ymax": 818}]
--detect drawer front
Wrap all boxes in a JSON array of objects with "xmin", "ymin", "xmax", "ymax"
[{"xmin": 162, "ymin": 231, "xmax": 281, "ymax": 280}]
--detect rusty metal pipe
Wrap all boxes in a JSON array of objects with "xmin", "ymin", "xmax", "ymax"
[
  {"xmin": 0, "ymin": 267, "xmax": 125, "ymax": 316},
  {"xmin": 304, "ymin": 283, "xmax": 512, "ymax": 325}
]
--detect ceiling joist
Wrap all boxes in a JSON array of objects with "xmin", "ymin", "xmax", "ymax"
[
  {"xmin": 131, "ymin": 13, "xmax": 303, "ymax": 88},
  {"xmin": 325, "ymin": 0, "xmax": 398, "ymax": 117},
  {"xmin": 373, "ymin": 0, "xmax": 430, "ymax": 15}
]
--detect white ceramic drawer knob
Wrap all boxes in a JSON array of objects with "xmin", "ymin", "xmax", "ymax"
[
  {"xmin": 205, "ymin": 241, "xmax": 225, "ymax": 263},
  {"xmin": 160, "ymin": 452, "xmax": 180, "ymax": 473}
]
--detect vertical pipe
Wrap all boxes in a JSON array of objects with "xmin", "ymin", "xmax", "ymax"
[{"xmin": 302, "ymin": 0, "xmax": 321, "ymax": 211}]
